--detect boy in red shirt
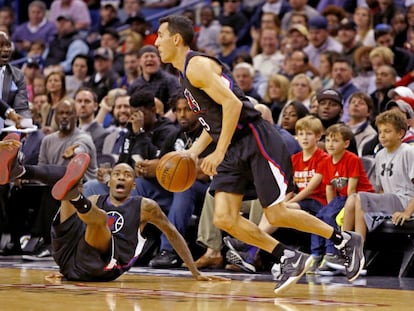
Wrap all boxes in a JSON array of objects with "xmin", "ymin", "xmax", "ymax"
[
  {"xmin": 312, "ymin": 124, "xmax": 375, "ymax": 275},
  {"xmin": 288, "ymin": 115, "xmax": 329, "ymax": 212}
]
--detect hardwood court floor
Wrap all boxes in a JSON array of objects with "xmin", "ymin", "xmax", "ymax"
[{"xmin": 0, "ymin": 260, "xmax": 413, "ymax": 311}]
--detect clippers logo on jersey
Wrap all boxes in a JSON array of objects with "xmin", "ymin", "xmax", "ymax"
[
  {"xmin": 183, "ymin": 88, "xmax": 211, "ymax": 131},
  {"xmin": 184, "ymin": 89, "xmax": 203, "ymax": 115},
  {"xmin": 107, "ymin": 211, "xmax": 125, "ymax": 233}
]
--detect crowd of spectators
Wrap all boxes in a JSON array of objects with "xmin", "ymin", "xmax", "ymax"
[{"xmin": 0, "ymin": 0, "xmax": 413, "ymax": 276}]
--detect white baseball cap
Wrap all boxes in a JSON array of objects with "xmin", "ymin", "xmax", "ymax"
[{"xmin": 387, "ymin": 86, "xmax": 414, "ymax": 99}]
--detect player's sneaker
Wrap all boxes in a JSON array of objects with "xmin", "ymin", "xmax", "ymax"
[
  {"xmin": 0, "ymin": 133, "xmax": 24, "ymax": 184},
  {"xmin": 335, "ymin": 231, "xmax": 365, "ymax": 282},
  {"xmin": 272, "ymin": 249, "xmax": 312, "ymax": 295},
  {"xmin": 51, "ymin": 153, "xmax": 90, "ymax": 200},
  {"xmin": 223, "ymin": 236, "xmax": 256, "ymax": 273}
]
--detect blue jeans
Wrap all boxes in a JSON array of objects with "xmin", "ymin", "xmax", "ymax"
[
  {"xmin": 134, "ymin": 177, "xmax": 173, "ymax": 213},
  {"xmin": 311, "ymin": 196, "xmax": 347, "ymax": 256},
  {"xmin": 160, "ymin": 180, "xmax": 209, "ymax": 252}
]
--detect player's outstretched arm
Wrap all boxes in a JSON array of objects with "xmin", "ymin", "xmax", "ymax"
[{"xmin": 140, "ymin": 197, "xmax": 228, "ymax": 282}]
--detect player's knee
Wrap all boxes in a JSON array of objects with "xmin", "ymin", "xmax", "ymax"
[
  {"xmin": 213, "ymin": 212, "xmax": 236, "ymax": 231},
  {"xmin": 264, "ymin": 202, "xmax": 289, "ymax": 226}
]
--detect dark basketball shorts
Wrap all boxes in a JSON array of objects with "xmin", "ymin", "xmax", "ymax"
[
  {"xmin": 51, "ymin": 212, "xmax": 122, "ymax": 282},
  {"xmin": 210, "ymin": 119, "xmax": 294, "ymax": 208}
]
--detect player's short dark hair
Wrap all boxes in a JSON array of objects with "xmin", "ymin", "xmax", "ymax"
[{"xmin": 159, "ymin": 15, "xmax": 194, "ymax": 47}]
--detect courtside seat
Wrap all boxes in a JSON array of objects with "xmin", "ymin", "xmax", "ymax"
[{"xmin": 366, "ymin": 218, "xmax": 414, "ymax": 277}]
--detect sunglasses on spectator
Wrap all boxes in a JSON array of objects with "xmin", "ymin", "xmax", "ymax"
[{"xmin": 224, "ymin": 0, "xmax": 239, "ymax": 3}]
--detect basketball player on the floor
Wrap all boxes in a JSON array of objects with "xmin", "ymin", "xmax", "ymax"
[
  {"xmin": 154, "ymin": 15, "xmax": 365, "ymax": 294},
  {"xmin": 0, "ymin": 140, "xmax": 225, "ymax": 282}
]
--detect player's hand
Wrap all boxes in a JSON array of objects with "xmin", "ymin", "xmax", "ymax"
[
  {"xmin": 195, "ymin": 274, "xmax": 230, "ymax": 282},
  {"xmin": 200, "ymin": 150, "xmax": 225, "ymax": 176},
  {"xmin": 129, "ymin": 110, "xmax": 144, "ymax": 134},
  {"xmin": 134, "ymin": 159, "xmax": 156, "ymax": 177},
  {"xmin": 8, "ymin": 111, "xmax": 23, "ymax": 128},
  {"xmin": 99, "ymin": 95, "xmax": 113, "ymax": 112},
  {"xmin": 97, "ymin": 167, "xmax": 112, "ymax": 183},
  {"xmin": 63, "ymin": 144, "xmax": 80, "ymax": 159}
]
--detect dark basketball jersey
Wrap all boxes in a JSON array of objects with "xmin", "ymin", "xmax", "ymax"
[
  {"xmin": 96, "ymin": 194, "xmax": 143, "ymax": 270},
  {"xmin": 180, "ymin": 50, "xmax": 261, "ymax": 143}
]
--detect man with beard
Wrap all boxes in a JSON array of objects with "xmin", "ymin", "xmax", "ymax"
[
  {"xmin": 19, "ymin": 98, "xmax": 97, "ymax": 261},
  {"xmin": 74, "ymin": 87, "xmax": 109, "ymax": 156},
  {"xmin": 148, "ymin": 93, "xmax": 214, "ymax": 268},
  {"xmin": 315, "ymin": 88, "xmax": 358, "ymax": 155}
]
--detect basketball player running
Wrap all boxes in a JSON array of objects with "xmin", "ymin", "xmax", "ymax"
[
  {"xmin": 0, "ymin": 141, "xmax": 225, "ymax": 282},
  {"xmin": 154, "ymin": 15, "xmax": 365, "ymax": 294}
]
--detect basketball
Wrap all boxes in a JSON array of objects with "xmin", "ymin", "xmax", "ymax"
[{"xmin": 156, "ymin": 151, "xmax": 197, "ymax": 192}]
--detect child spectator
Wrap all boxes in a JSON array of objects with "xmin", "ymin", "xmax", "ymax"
[
  {"xmin": 312, "ymin": 124, "xmax": 375, "ymax": 275},
  {"xmin": 287, "ymin": 116, "xmax": 329, "ymax": 212},
  {"xmin": 342, "ymin": 110, "xmax": 414, "ymax": 241}
]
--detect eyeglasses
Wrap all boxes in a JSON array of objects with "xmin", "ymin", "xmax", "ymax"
[{"xmin": 224, "ymin": 0, "xmax": 239, "ymax": 3}]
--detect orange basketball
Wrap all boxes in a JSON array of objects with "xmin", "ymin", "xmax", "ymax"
[{"xmin": 156, "ymin": 151, "xmax": 197, "ymax": 192}]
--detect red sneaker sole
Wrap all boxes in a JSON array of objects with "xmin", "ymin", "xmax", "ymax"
[
  {"xmin": 51, "ymin": 153, "xmax": 90, "ymax": 200},
  {"xmin": 0, "ymin": 133, "xmax": 20, "ymax": 185}
]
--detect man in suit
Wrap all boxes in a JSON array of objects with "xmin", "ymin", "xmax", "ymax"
[
  {"xmin": 74, "ymin": 87, "xmax": 109, "ymax": 156},
  {"xmin": 0, "ymin": 31, "xmax": 31, "ymax": 129},
  {"xmin": 0, "ymin": 31, "xmax": 32, "ymax": 256}
]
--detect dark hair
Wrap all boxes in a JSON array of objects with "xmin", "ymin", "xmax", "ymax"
[
  {"xmin": 168, "ymin": 90, "xmax": 187, "ymax": 111},
  {"xmin": 159, "ymin": 15, "xmax": 194, "ymax": 47},
  {"xmin": 129, "ymin": 90, "xmax": 155, "ymax": 108},
  {"xmin": 321, "ymin": 5, "xmax": 347, "ymax": 21},
  {"xmin": 349, "ymin": 91, "xmax": 374, "ymax": 112},
  {"xmin": 290, "ymin": 11, "xmax": 308, "ymax": 24},
  {"xmin": 325, "ymin": 123, "xmax": 354, "ymax": 142},
  {"xmin": 374, "ymin": 24, "xmax": 393, "ymax": 40},
  {"xmin": 286, "ymin": 100, "xmax": 309, "ymax": 120},
  {"xmin": 321, "ymin": 50, "xmax": 341, "ymax": 67},
  {"xmin": 233, "ymin": 51, "xmax": 253, "ymax": 65},
  {"xmin": 291, "ymin": 49, "xmax": 308, "ymax": 64},
  {"xmin": 71, "ymin": 54, "xmax": 89, "ymax": 66},
  {"xmin": 332, "ymin": 56, "xmax": 352, "ymax": 67}
]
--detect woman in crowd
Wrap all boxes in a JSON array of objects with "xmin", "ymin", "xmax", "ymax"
[{"xmin": 41, "ymin": 71, "xmax": 67, "ymax": 134}]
